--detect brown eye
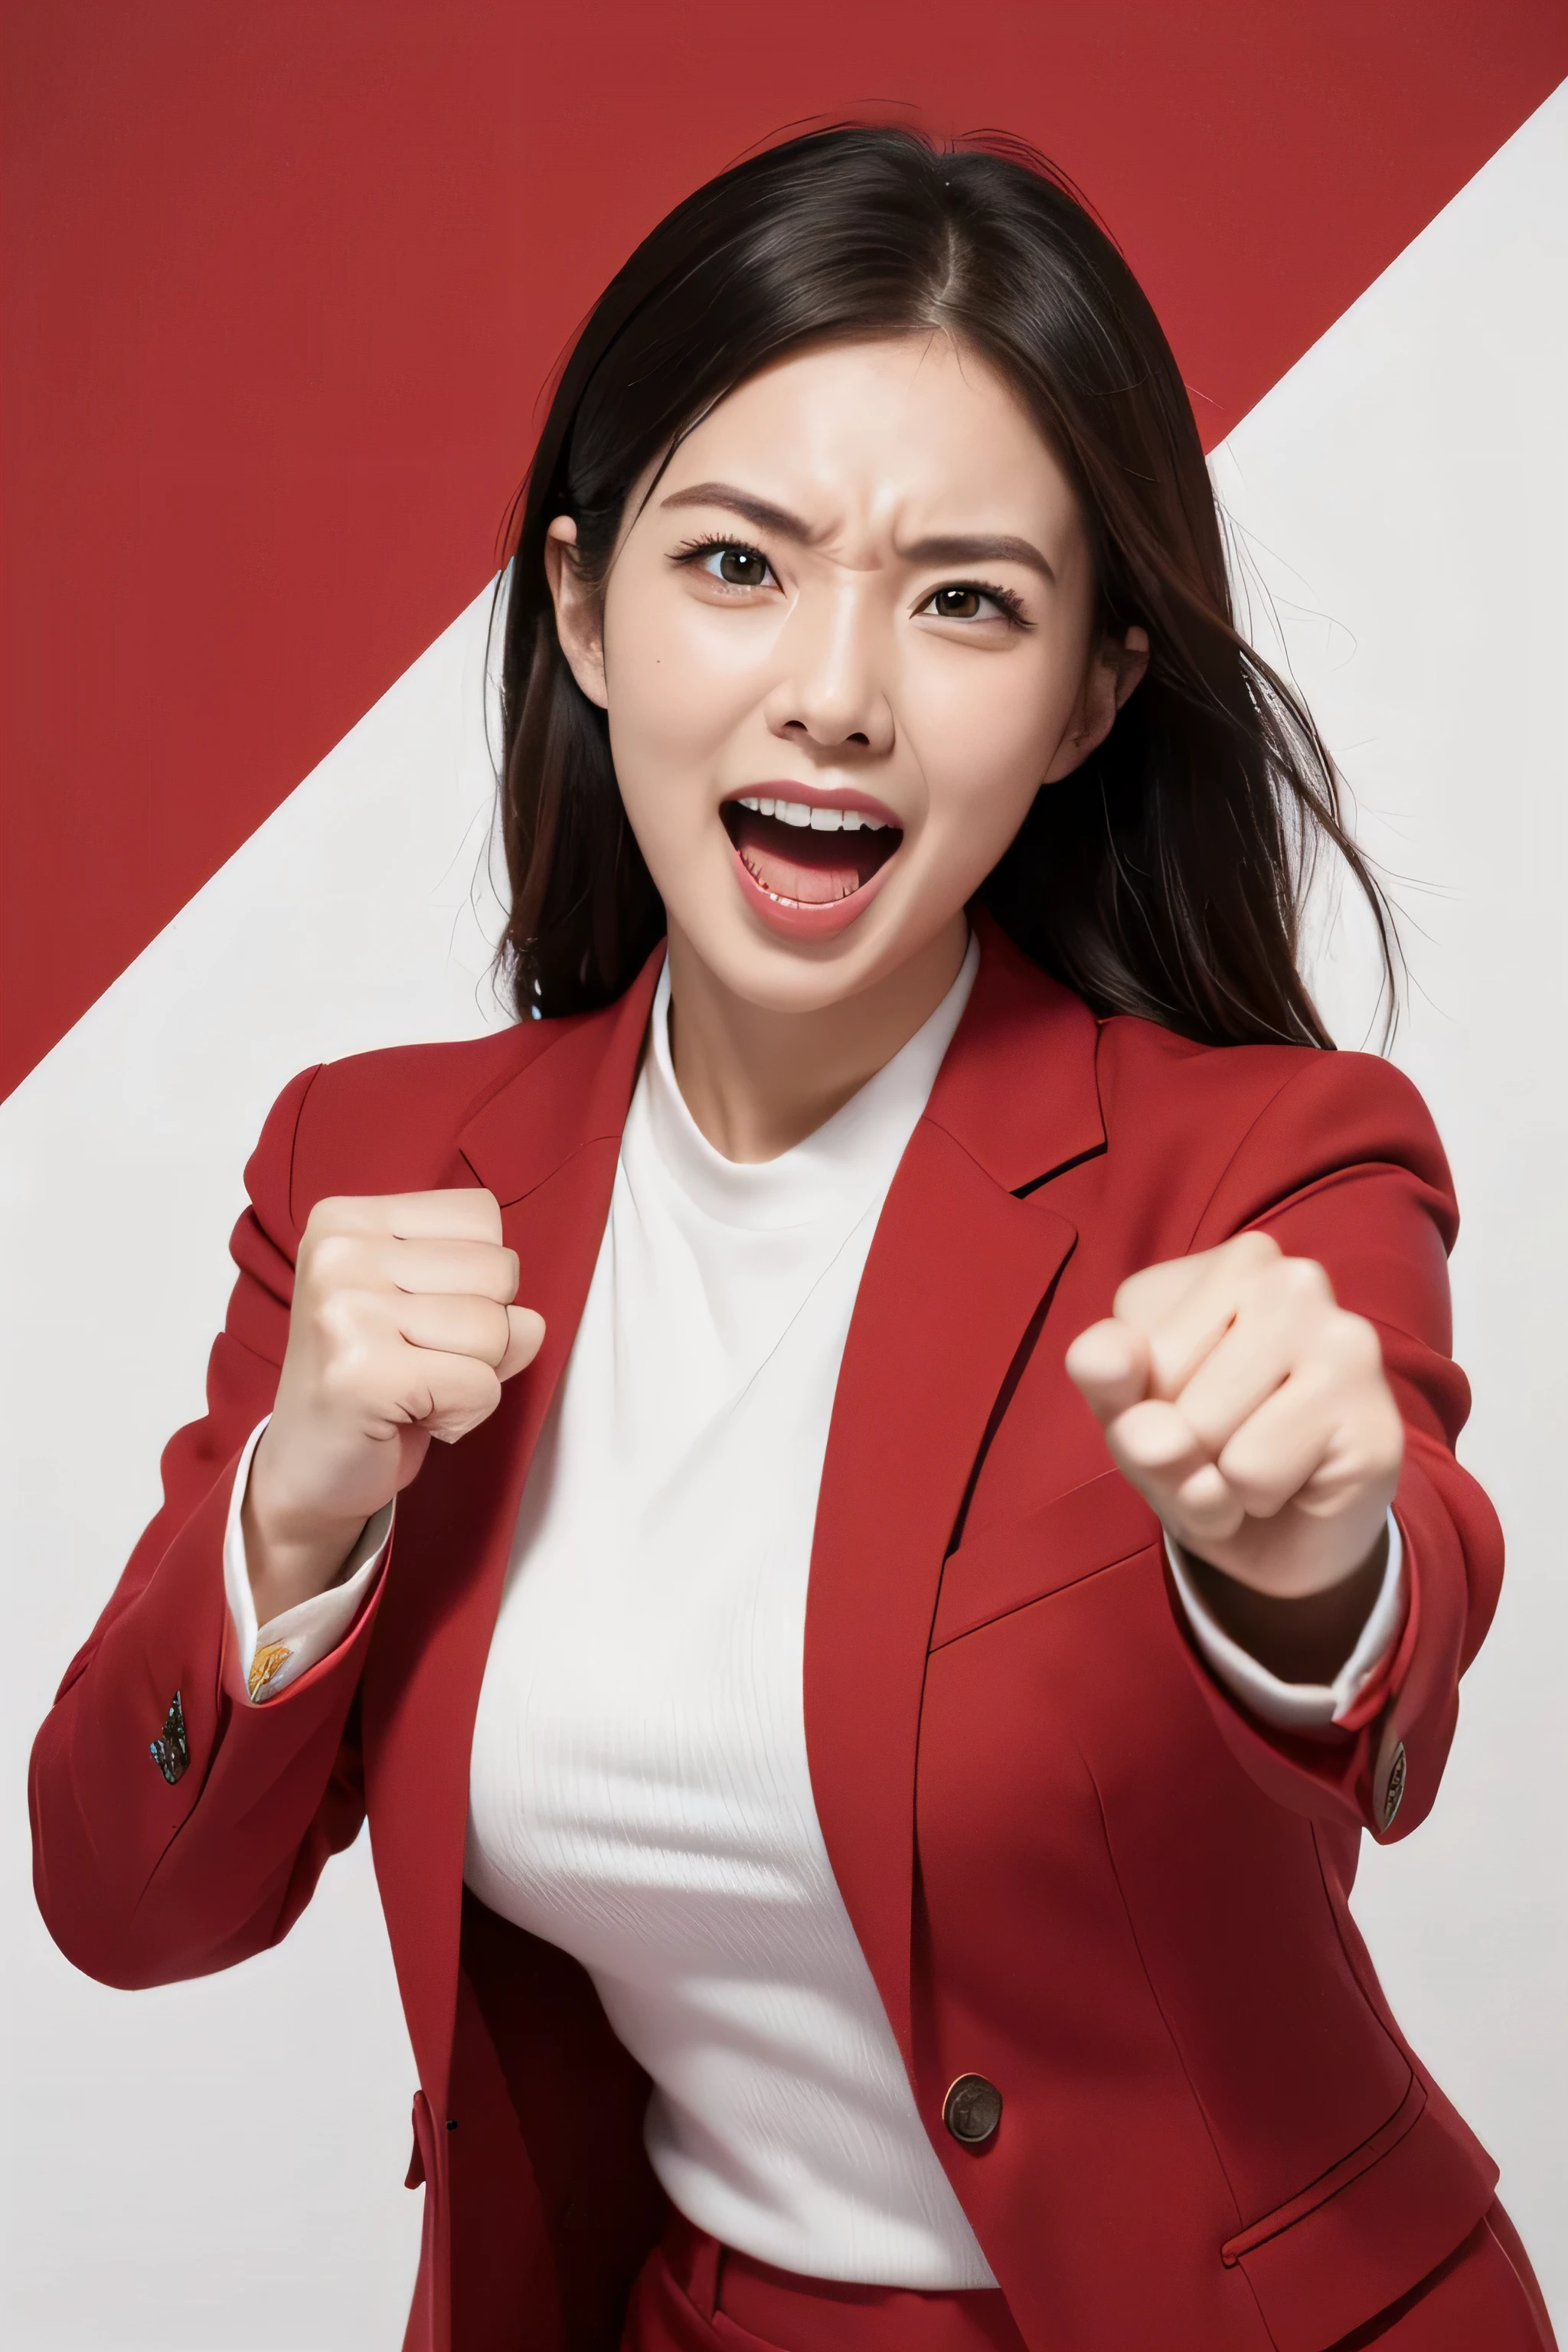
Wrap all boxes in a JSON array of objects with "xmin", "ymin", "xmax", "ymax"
[
  {"xmin": 920, "ymin": 580, "xmax": 1028, "ymax": 627},
  {"xmin": 710, "ymin": 545, "xmax": 772, "ymax": 587}
]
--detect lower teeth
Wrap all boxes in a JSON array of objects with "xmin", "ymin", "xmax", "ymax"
[{"xmin": 741, "ymin": 854, "xmax": 861, "ymax": 906}]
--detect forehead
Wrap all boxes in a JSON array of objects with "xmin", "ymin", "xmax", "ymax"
[{"xmin": 652, "ymin": 332, "xmax": 1080, "ymax": 538}]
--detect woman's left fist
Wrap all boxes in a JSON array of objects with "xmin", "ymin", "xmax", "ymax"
[{"xmin": 1065, "ymin": 1231, "xmax": 1402, "ymax": 1598}]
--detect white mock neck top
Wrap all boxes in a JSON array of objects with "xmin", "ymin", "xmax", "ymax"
[{"xmin": 462, "ymin": 936, "xmax": 995, "ymax": 2288}]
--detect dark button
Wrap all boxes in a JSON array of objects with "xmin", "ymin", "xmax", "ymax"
[
  {"xmin": 149, "ymin": 1690, "xmax": 189, "ymax": 1785},
  {"xmin": 943, "ymin": 2073, "xmax": 1002, "ymax": 2147},
  {"xmin": 1381, "ymin": 1740, "xmax": 1406, "ymax": 1831}
]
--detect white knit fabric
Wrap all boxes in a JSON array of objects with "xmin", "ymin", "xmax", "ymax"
[{"xmin": 462, "ymin": 939, "xmax": 995, "ymax": 2286}]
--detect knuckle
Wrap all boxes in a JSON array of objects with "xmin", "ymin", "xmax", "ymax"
[
  {"xmin": 478, "ymin": 1247, "xmax": 517, "ymax": 1302},
  {"xmin": 1109, "ymin": 1271, "xmax": 1148, "ymax": 1323},
  {"xmin": 308, "ymin": 1232, "xmax": 357, "ymax": 1288},
  {"xmin": 1343, "ymin": 1311, "xmax": 1384, "ymax": 1367},
  {"xmin": 1217, "ymin": 1454, "xmax": 1285, "ymax": 1516},
  {"xmin": 315, "ymin": 1287, "xmax": 365, "ymax": 1345},
  {"xmin": 452, "ymin": 1187, "xmax": 502, "ymax": 1242},
  {"xmin": 303, "ymin": 1194, "xmax": 378, "ymax": 1247},
  {"xmin": 1325, "ymin": 1309, "xmax": 1383, "ymax": 1378},
  {"xmin": 1273, "ymin": 1254, "xmax": 1332, "ymax": 1307}
]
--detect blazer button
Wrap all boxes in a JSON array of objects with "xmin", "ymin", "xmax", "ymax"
[
  {"xmin": 149, "ymin": 1690, "xmax": 189, "ymax": 1785},
  {"xmin": 943, "ymin": 2073, "xmax": 1002, "ymax": 2147},
  {"xmin": 1380, "ymin": 1740, "xmax": 1407, "ymax": 1831}
]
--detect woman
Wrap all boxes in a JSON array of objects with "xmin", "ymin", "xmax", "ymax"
[{"xmin": 29, "ymin": 126, "xmax": 1554, "ymax": 2352}]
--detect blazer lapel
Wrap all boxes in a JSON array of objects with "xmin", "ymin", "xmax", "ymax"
[
  {"xmin": 803, "ymin": 918, "xmax": 1106, "ymax": 2069},
  {"xmin": 360, "ymin": 915, "xmax": 1102, "ymax": 2105},
  {"xmin": 361, "ymin": 956, "xmax": 662, "ymax": 2110}
]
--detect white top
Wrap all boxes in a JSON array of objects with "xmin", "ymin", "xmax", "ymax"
[
  {"xmin": 462, "ymin": 940, "xmax": 992, "ymax": 2285},
  {"xmin": 223, "ymin": 934, "xmax": 1403, "ymax": 2286}
]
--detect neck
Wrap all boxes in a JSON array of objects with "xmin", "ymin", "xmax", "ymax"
[{"xmin": 664, "ymin": 916, "xmax": 969, "ymax": 1163}]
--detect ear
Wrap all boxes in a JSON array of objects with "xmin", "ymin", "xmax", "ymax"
[
  {"xmin": 1043, "ymin": 625, "xmax": 1150, "ymax": 784},
  {"xmin": 544, "ymin": 516, "xmax": 609, "ymax": 710}
]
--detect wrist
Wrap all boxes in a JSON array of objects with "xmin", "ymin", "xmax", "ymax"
[
  {"xmin": 1178, "ymin": 1523, "xmax": 1390, "ymax": 1687},
  {"xmin": 240, "ymin": 1466, "xmax": 371, "ymax": 1622}
]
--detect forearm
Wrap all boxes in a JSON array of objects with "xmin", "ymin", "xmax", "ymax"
[
  {"xmin": 31, "ymin": 1435, "xmax": 377, "ymax": 1987},
  {"xmin": 225, "ymin": 1420, "xmax": 390, "ymax": 1702},
  {"xmin": 240, "ymin": 1411, "xmax": 381, "ymax": 1637}
]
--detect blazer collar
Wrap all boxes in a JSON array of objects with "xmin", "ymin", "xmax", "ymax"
[
  {"xmin": 456, "ymin": 912, "xmax": 1105, "ymax": 1214},
  {"xmin": 924, "ymin": 910, "xmax": 1106, "ymax": 1197},
  {"xmin": 456, "ymin": 946, "xmax": 666, "ymax": 1206}
]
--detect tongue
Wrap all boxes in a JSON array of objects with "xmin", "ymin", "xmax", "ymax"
[{"xmin": 727, "ymin": 806, "xmax": 898, "ymax": 906}]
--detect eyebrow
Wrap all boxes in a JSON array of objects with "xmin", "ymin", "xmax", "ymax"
[{"xmin": 659, "ymin": 482, "xmax": 1057, "ymax": 585}]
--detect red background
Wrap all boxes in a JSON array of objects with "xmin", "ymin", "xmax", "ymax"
[{"xmin": 4, "ymin": 1, "xmax": 1565, "ymax": 1101}]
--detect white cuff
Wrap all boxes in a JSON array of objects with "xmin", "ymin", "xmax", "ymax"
[
  {"xmin": 222, "ymin": 1418, "xmax": 392, "ymax": 1704},
  {"xmin": 1167, "ymin": 1511, "xmax": 1405, "ymax": 1730}
]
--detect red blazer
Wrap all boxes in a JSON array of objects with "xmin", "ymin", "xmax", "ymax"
[{"xmin": 30, "ymin": 920, "xmax": 1505, "ymax": 2352}]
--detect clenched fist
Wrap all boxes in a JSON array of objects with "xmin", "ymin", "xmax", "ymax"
[
  {"xmin": 1065, "ymin": 1231, "xmax": 1402, "ymax": 1602},
  {"xmin": 243, "ymin": 1191, "xmax": 544, "ymax": 1622}
]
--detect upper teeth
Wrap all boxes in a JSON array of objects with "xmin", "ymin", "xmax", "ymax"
[{"xmin": 735, "ymin": 795, "xmax": 890, "ymax": 831}]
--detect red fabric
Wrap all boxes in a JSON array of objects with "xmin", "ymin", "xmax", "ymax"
[
  {"xmin": 623, "ymin": 2213, "xmax": 1029, "ymax": 2351},
  {"xmin": 1328, "ymin": 2203, "xmax": 1555, "ymax": 2350},
  {"xmin": 30, "ymin": 920, "xmax": 1536, "ymax": 2352},
  {"xmin": 616, "ymin": 2205, "xmax": 1557, "ymax": 2352}
]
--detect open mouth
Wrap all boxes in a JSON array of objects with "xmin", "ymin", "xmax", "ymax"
[{"xmin": 720, "ymin": 794, "xmax": 903, "ymax": 908}]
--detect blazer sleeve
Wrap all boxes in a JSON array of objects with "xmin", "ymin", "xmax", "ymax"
[
  {"xmin": 28, "ymin": 1064, "xmax": 386, "ymax": 1989},
  {"xmin": 1174, "ymin": 1048, "xmax": 1503, "ymax": 1843}
]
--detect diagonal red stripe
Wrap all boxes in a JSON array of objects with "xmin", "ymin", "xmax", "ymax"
[{"xmin": 3, "ymin": 1, "xmax": 1563, "ymax": 1102}]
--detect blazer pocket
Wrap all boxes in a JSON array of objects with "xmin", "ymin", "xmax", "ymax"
[
  {"xmin": 1219, "ymin": 2078, "xmax": 1500, "ymax": 2352},
  {"xmin": 930, "ymin": 1470, "xmax": 1161, "ymax": 1649}
]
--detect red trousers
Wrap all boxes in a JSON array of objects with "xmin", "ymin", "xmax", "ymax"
[{"xmin": 622, "ymin": 2203, "xmax": 1557, "ymax": 2352}]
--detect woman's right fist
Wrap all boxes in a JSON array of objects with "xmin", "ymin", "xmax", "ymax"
[{"xmin": 241, "ymin": 1189, "xmax": 544, "ymax": 1620}]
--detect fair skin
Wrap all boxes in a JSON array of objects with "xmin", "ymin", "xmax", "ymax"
[{"xmin": 244, "ymin": 334, "xmax": 1400, "ymax": 1677}]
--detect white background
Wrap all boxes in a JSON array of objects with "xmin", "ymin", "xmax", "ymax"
[{"xmin": 2, "ymin": 85, "xmax": 1563, "ymax": 2347}]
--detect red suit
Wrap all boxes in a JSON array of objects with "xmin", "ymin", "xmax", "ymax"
[{"xmin": 29, "ymin": 921, "xmax": 1543, "ymax": 2350}]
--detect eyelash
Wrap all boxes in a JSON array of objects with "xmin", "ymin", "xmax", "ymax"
[
  {"xmin": 671, "ymin": 534, "xmax": 1031, "ymax": 627},
  {"xmin": 672, "ymin": 534, "xmax": 777, "ymax": 585},
  {"xmin": 936, "ymin": 579, "xmax": 1031, "ymax": 627}
]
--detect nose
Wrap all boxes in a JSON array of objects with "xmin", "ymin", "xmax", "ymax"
[{"xmin": 762, "ymin": 583, "xmax": 895, "ymax": 760}]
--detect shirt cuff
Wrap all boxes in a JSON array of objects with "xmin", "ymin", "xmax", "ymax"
[
  {"xmin": 221, "ymin": 1418, "xmax": 393, "ymax": 1704},
  {"xmin": 1166, "ymin": 1511, "xmax": 1406, "ymax": 1731}
]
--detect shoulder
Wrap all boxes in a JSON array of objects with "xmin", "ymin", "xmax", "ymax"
[
  {"xmin": 243, "ymin": 1015, "xmax": 593, "ymax": 1234},
  {"xmin": 300, "ymin": 1019, "xmax": 566, "ymax": 1144},
  {"xmin": 1096, "ymin": 1013, "xmax": 1439, "ymax": 1148},
  {"xmin": 1092, "ymin": 1014, "xmax": 1457, "ymax": 1243}
]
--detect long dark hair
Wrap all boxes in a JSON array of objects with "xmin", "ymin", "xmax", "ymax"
[{"xmin": 496, "ymin": 125, "xmax": 1394, "ymax": 1048}]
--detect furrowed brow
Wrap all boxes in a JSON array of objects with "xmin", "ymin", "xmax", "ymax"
[
  {"xmin": 900, "ymin": 533, "xmax": 1056, "ymax": 584},
  {"xmin": 659, "ymin": 482, "xmax": 820, "ymax": 544},
  {"xmin": 658, "ymin": 488, "xmax": 1055, "ymax": 584}
]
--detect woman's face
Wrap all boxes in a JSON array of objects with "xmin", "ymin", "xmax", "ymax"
[{"xmin": 548, "ymin": 333, "xmax": 1145, "ymax": 1014}]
